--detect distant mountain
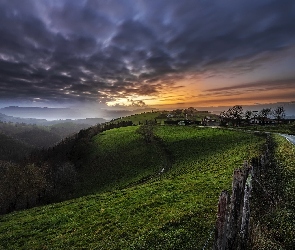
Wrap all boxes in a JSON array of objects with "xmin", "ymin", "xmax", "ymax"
[
  {"xmin": 0, "ymin": 106, "xmax": 86, "ymax": 120},
  {"xmin": 0, "ymin": 112, "xmax": 48, "ymax": 124},
  {"xmin": 0, "ymin": 105, "xmax": 156, "ymax": 121},
  {"xmin": 0, "ymin": 112, "xmax": 106, "ymax": 126}
]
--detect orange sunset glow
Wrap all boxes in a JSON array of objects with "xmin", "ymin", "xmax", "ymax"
[{"xmin": 0, "ymin": 1, "xmax": 294, "ymax": 119}]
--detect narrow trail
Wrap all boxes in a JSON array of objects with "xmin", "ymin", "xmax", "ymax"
[
  {"xmin": 280, "ymin": 134, "xmax": 295, "ymax": 146},
  {"xmin": 154, "ymin": 136, "xmax": 174, "ymax": 173},
  {"xmin": 123, "ymin": 136, "xmax": 174, "ymax": 188}
]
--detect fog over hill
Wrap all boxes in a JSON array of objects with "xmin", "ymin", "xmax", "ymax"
[
  {"xmin": 0, "ymin": 106, "xmax": 154, "ymax": 121},
  {"xmin": 0, "ymin": 102, "xmax": 294, "ymax": 122},
  {"xmin": 0, "ymin": 106, "xmax": 95, "ymax": 120},
  {"xmin": 0, "ymin": 112, "xmax": 106, "ymax": 126}
]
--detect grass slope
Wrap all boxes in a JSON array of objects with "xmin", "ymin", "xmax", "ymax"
[
  {"xmin": 76, "ymin": 126, "xmax": 167, "ymax": 195},
  {"xmin": 110, "ymin": 111, "xmax": 219, "ymax": 125},
  {"xmin": 0, "ymin": 127, "xmax": 265, "ymax": 249},
  {"xmin": 251, "ymin": 134, "xmax": 295, "ymax": 249},
  {"xmin": 112, "ymin": 112, "xmax": 160, "ymax": 125},
  {"xmin": 237, "ymin": 123, "xmax": 295, "ymax": 135}
]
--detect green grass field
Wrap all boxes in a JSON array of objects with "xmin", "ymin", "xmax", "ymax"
[
  {"xmin": 0, "ymin": 126, "xmax": 265, "ymax": 249},
  {"xmin": 112, "ymin": 111, "xmax": 161, "ymax": 125},
  {"xmin": 76, "ymin": 126, "xmax": 167, "ymax": 195}
]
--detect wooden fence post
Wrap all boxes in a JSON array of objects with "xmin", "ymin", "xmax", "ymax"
[
  {"xmin": 214, "ymin": 163, "xmax": 253, "ymax": 249},
  {"xmin": 226, "ymin": 166, "xmax": 248, "ymax": 249},
  {"xmin": 213, "ymin": 190, "xmax": 230, "ymax": 250},
  {"xmin": 240, "ymin": 167, "xmax": 253, "ymax": 249}
]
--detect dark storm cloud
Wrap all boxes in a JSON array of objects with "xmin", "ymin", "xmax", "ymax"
[{"xmin": 0, "ymin": 0, "xmax": 295, "ymax": 104}]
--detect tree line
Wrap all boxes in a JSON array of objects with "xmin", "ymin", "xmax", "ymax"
[
  {"xmin": 220, "ymin": 105, "xmax": 286, "ymax": 126},
  {"xmin": 0, "ymin": 120, "xmax": 133, "ymax": 215}
]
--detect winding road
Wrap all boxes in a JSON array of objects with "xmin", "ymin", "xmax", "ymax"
[{"xmin": 280, "ymin": 134, "xmax": 295, "ymax": 146}]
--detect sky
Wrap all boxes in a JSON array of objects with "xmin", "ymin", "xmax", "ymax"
[{"xmin": 0, "ymin": 0, "xmax": 295, "ymax": 118}]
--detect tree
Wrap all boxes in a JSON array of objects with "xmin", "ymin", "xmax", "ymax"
[
  {"xmin": 219, "ymin": 110, "xmax": 229, "ymax": 126},
  {"xmin": 228, "ymin": 105, "xmax": 243, "ymax": 126},
  {"xmin": 0, "ymin": 161, "xmax": 47, "ymax": 214},
  {"xmin": 258, "ymin": 108, "xmax": 272, "ymax": 125},
  {"xmin": 244, "ymin": 110, "xmax": 253, "ymax": 125},
  {"xmin": 48, "ymin": 162, "xmax": 77, "ymax": 200},
  {"xmin": 219, "ymin": 105, "xmax": 243, "ymax": 126},
  {"xmin": 273, "ymin": 106, "xmax": 286, "ymax": 124},
  {"xmin": 184, "ymin": 107, "xmax": 197, "ymax": 118},
  {"xmin": 252, "ymin": 111, "xmax": 259, "ymax": 124},
  {"xmin": 136, "ymin": 122, "xmax": 156, "ymax": 143},
  {"xmin": 172, "ymin": 109, "xmax": 183, "ymax": 117}
]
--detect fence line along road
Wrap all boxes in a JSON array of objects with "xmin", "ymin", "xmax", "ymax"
[{"xmin": 280, "ymin": 134, "xmax": 295, "ymax": 146}]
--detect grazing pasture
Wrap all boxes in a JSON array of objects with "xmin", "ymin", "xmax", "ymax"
[{"xmin": 0, "ymin": 126, "xmax": 265, "ymax": 249}]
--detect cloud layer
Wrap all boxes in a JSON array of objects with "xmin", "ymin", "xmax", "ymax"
[{"xmin": 0, "ymin": 0, "xmax": 295, "ymax": 106}]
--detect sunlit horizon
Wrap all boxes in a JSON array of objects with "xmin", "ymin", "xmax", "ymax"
[{"xmin": 0, "ymin": 1, "xmax": 295, "ymax": 116}]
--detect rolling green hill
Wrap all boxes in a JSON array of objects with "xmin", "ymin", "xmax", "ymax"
[
  {"xmin": 0, "ymin": 125, "xmax": 266, "ymax": 249},
  {"xmin": 110, "ymin": 110, "xmax": 219, "ymax": 125}
]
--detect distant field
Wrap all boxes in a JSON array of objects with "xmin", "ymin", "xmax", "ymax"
[
  {"xmin": 0, "ymin": 126, "xmax": 265, "ymax": 249},
  {"xmin": 110, "ymin": 111, "xmax": 219, "ymax": 125},
  {"xmin": 112, "ymin": 111, "xmax": 161, "ymax": 125}
]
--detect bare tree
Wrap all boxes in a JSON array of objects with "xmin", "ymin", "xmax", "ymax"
[
  {"xmin": 244, "ymin": 110, "xmax": 253, "ymax": 125},
  {"xmin": 273, "ymin": 106, "xmax": 286, "ymax": 124},
  {"xmin": 258, "ymin": 108, "xmax": 272, "ymax": 125}
]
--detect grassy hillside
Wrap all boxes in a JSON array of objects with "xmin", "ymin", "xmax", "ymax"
[
  {"xmin": 111, "ymin": 111, "xmax": 161, "ymax": 125},
  {"xmin": 75, "ymin": 126, "xmax": 167, "ymax": 195},
  {"xmin": 251, "ymin": 134, "xmax": 295, "ymax": 249},
  {"xmin": 110, "ymin": 110, "xmax": 219, "ymax": 125},
  {"xmin": 0, "ymin": 126, "xmax": 265, "ymax": 249}
]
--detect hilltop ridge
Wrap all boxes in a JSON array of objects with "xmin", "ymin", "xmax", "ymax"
[{"xmin": 0, "ymin": 113, "xmax": 266, "ymax": 249}]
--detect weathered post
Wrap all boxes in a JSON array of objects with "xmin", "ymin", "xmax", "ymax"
[
  {"xmin": 213, "ymin": 162, "xmax": 252, "ymax": 249},
  {"xmin": 213, "ymin": 190, "xmax": 230, "ymax": 250},
  {"xmin": 240, "ymin": 167, "xmax": 253, "ymax": 249},
  {"xmin": 226, "ymin": 166, "xmax": 248, "ymax": 249}
]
